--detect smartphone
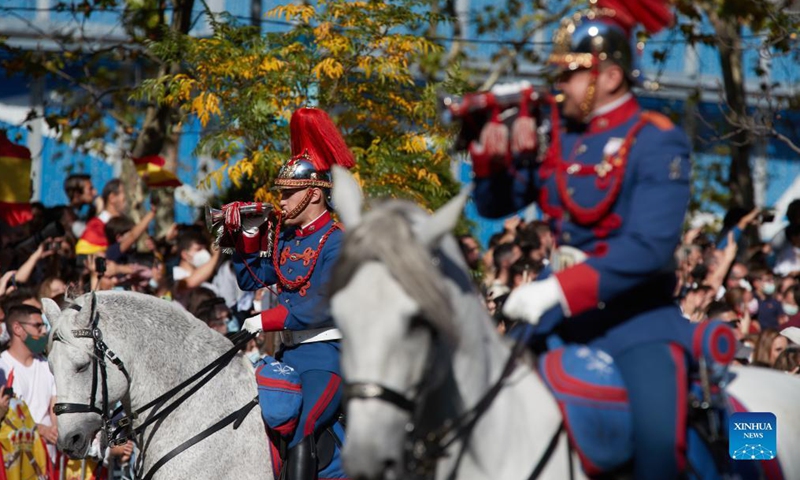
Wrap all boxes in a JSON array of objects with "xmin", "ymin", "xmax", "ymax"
[
  {"xmin": 760, "ymin": 208, "xmax": 776, "ymax": 223},
  {"xmin": 94, "ymin": 257, "xmax": 107, "ymax": 275},
  {"xmin": 150, "ymin": 192, "xmax": 160, "ymax": 207}
]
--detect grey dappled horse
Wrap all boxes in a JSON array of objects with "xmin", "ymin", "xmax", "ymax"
[
  {"xmin": 42, "ymin": 292, "xmax": 273, "ymax": 480},
  {"xmin": 328, "ymin": 166, "xmax": 800, "ymax": 480}
]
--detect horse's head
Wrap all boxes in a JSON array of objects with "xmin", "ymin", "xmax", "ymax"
[
  {"xmin": 330, "ymin": 167, "xmax": 470, "ymax": 479},
  {"xmin": 43, "ymin": 293, "xmax": 130, "ymax": 458}
]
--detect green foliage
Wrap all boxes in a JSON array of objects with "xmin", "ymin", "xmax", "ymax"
[
  {"xmin": 136, "ymin": 0, "xmax": 468, "ymax": 211},
  {"xmin": 0, "ymin": 0, "xmax": 166, "ymax": 158}
]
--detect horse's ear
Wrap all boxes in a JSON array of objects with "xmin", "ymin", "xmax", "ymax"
[
  {"xmin": 418, "ymin": 184, "xmax": 473, "ymax": 249},
  {"xmin": 41, "ymin": 298, "xmax": 61, "ymax": 332},
  {"xmin": 332, "ymin": 165, "xmax": 363, "ymax": 228}
]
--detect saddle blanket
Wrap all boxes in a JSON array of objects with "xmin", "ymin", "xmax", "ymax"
[
  {"xmin": 255, "ymin": 356, "xmax": 303, "ymax": 434},
  {"xmin": 538, "ymin": 345, "xmax": 632, "ymax": 476},
  {"xmin": 255, "ymin": 356, "xmax": 348, "ymax": 479},
  {"xmin": 538, "ymin": 343, "xmax": 785, "ymax": 480}
]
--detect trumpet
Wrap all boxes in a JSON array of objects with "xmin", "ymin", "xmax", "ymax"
[
  {"xmin": 204, "ymin": 202, "xmax": 275, "ymax": 233},
  {"xmin": 205, "ymin": 203, "xmax": 277, "ymax": 255}
]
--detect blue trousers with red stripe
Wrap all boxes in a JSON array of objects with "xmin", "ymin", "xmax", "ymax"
[
  {"xmin": 290, "ymin": 370, "xmax": 343, "ymax": 448},
  {"xmin": 614, "ymin": 342, "xmax": 688, "ymax": 480}
]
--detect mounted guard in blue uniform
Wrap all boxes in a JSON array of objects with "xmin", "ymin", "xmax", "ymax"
[
  {"xmin": 223, "ymin": 108, "xmax": 353, "ymax": 480},
  {"xmin": 462, "ymin": 1, "xmax": 739, "ymax": 478}
]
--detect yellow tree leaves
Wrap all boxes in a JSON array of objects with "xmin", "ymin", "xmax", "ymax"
[
  {"xmin": 141, "ymin": 0, "xmax": 462, "ymax": 211},
  {"xmin": 268, "ymin": 4, "xmax": 316, "ymax": 24},
  {"xmin": 191, "ymin": 92, "xmax": 220, "ymax": 127},
  {"xmin": 312, "ymin": 58, "xmax": 345, "ymax": 80}
]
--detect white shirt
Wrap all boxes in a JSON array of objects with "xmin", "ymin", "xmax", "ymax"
[
  {"xmin": 172, "ymin": 266, "xmax": 219, "ymax": 294},
  {"xmin": 0, "ymin": 350, "xmax": 57, "ymax": 426},
  {"xmin": 774, "ymin": 244, "xmax": 800, "ymax": 276}
]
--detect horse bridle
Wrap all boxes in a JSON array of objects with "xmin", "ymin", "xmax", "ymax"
[
  {"xmin": 343, "ymin": 319, "xmax": 448, "ymax": 476},
  {"xmin": 53, "ymin": 293, "xmax": 131, "ymax": 445},
  {"xmin": 341, "ymin": 255, "xmax": 566, "ymax": 480},
  {"xmin": 51, "ymin": 293, "xmax": 259, "ymax": 480}
]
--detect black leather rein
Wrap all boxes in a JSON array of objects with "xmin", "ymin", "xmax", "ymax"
[{"xmin": 344, "ymin": 330, "xmax": 565, "ymax": 480}]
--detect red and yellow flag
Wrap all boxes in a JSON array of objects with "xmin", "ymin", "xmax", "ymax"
[
  {"xmin": 0, "ymin": 134, "xmax": 33, "ymax": 227},
  {"xmin": 0, "ymin": 397, "xmax": 49, "ymax": 480},
  {"xmin": 75, "ymin": 211, "xmax": 112, "ymax": 255},
  {"xmin": 132, "ymin": 155, "xmax": 182, "ymax": 188}
]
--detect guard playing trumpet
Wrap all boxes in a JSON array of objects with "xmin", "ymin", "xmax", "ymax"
[{"xmin": 223, "ymin": 108, "xmax": 354, "ymax": 480}]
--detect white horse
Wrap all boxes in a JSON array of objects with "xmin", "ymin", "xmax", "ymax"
[
  {"xmin": 327, "ymin": 167, "xmax": 800, "ymax": 480},
  {"xmin": 42, "ymin": 291, "xmax": 273, "ymax": 480}
]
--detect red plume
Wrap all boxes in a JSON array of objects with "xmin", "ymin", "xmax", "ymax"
[
  {"xmin": 596, "ymin": 0, "xmax": 675, "ymax": 34},
  {"xmin": 289, "ymin": 108, "xmax": 356, "ymax": 171}
]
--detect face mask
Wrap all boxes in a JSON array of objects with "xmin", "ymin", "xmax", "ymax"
[
  {"xmin": 191, "ymin": 249, "xmax": 212, "ymax": 268},
  {"xmin": 24, "ymin": 333, "xmax": 48, "ymax": 355},
  {"xmin": 252, "ymin": 300, "xmax": 262, "ymax": 312},
  {"xmin": 247, "ymin": 350, "xmax": 262, "ymax": 364},
  {"xmin": 783, "ymin": 303, "xmax": 799, "ymax": 316},
  {"xmin": 0, "ymin": 324, "xmax": 9, "ymax": 345},
  {"xmin": 762, "ymin": 282, "xmax": 776, "ymax": 296},
  {"xmin": 226, "ymin": 317, "xmax": 240, "ymax": 333},
  {"xmin": 747, "ymin": 298, "xmax": 759, "ymax": 315}
]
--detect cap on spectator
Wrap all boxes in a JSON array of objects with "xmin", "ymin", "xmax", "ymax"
[{"xmin": 780, "ymin": 326, "xmax": 800, "ymax": 346}]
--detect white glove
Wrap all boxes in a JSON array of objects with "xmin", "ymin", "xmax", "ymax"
[
  {"xmin": 242, "ymin": 214, "xmax": 270, "ymax": 236},
  {"xmin": 243, "ymin": 314, "xmax": 263, "ymax": 333},
  {"xmin": 502, "ymin": 277, "xmax": 565, "ymax": 326}
]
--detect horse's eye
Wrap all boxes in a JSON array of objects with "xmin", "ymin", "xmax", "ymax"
[
  {"xmin": 76, "ymin": 363, "xmax": 90, "ymax": 373},
  {"xmin": 409, "ymin": 314, "xmax": 428, "ymax": 332}
]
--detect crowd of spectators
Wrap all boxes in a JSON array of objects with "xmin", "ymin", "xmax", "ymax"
[
  {"xmin": 3, "ymin": 171, "xmax": 800, "ymax": 477},
  {"xmin": 458, "ymin": 201, "xmax": 800, "ymax": 374},
  {"xmin": 0, "ymin": 174, "xmax": 273, "ymax": 477}
]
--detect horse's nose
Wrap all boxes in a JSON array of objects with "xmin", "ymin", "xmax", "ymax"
[{"xmin": 58, "ymin": 432, "xmax": 87, "ymax": 458}]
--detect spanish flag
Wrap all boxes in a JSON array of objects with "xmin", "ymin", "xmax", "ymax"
[
  {"xmin": 0, "ymin": 133, "xmax": 33, "ymax": 227},
  {"xmin": 133, "ymin": 155, "xmax": 182, "ymax": 188},
  {"xmin": 75, "ymin": 210, "xmax": 112, "ymax": 255}
]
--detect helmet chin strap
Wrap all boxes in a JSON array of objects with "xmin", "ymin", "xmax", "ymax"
[
  {"xmin": 282, "ymin": 188, "xmax": 315, "ymax": 221},
  {"xmin": 579, "ymin": 60, "xmax": 601, "ymax": 121}
]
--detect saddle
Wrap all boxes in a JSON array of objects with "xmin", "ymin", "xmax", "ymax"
[{"xmin": 537, "ymin": 321, "xmax": 758, "ymax": 479}]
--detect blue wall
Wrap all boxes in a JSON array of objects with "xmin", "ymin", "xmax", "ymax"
[{"xmin": 2, "ymin": 0, "xmax": 797, "ymax": 244}]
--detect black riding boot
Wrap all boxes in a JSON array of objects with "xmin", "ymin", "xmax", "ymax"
[{"xmin": 285, "ymin": 435, "xmax": 317, "ymax": 480}]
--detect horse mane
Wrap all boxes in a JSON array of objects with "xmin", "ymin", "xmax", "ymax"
[{"xmin": 331, "ymin": 200, "xmax": 457, "ymax": 343}]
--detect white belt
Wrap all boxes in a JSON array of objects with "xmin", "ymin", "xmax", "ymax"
[{"xmin": 280, "ymin": 327, "xmax": 342, "ymax": 347}]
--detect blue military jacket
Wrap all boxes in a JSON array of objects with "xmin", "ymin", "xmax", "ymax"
[
  {"xmin": 474, "ymin": 95, "xmax": 696, "ymax": 355},
  {"xmin": 232, "ymin": 211, "xmax": 342, "ymax": 374}
]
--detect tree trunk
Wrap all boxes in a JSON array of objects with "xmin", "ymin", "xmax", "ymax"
[
  {"xmin": 709, "ymin": 12, "xmax": 754, "ymax": 211},
  {"xmin": 126, "ymin": 0, "xmax": 196, "ymax": 239}
]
